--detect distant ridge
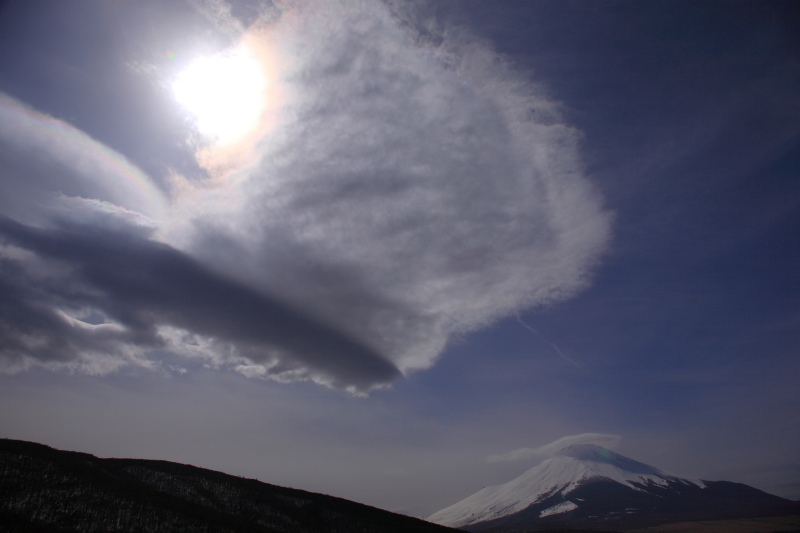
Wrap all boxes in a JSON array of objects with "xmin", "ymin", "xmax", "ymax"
[
  {"xmin": 0, "ymin": 438, "xmax": 458, "ymax": 533},
  {"xmin": 428, "ymin": 444, "xmax": 800, "ymax": 531}
]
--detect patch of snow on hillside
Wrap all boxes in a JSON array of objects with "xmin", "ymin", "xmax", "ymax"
[{"xmin": 539, "ymin": 501, "xmax": 578, "ymax": 517}]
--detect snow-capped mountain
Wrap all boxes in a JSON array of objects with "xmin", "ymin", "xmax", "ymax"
[{"xmin": 428, "ymin": 444, "xmax": 799, "ymax": 531}]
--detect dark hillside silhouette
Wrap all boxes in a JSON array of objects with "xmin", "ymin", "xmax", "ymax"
[{"xmin": 0, "ymin": 438, "xmax": 459, "ymax": 533}]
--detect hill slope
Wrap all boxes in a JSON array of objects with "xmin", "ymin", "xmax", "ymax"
[{"xmin": 0, "ymin": 438, "xmax": 458, "ymax": 533}]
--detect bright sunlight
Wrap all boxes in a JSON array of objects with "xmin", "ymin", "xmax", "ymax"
[{"xmin": 173, "ymin": 44, "xmax": 267, "ymax": 145}]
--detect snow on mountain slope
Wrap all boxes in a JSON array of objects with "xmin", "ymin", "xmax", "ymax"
[
  {"xmin": 427, "ymin": 444, "xmax": 704, "ymax": 528},
  {"xmin": 539, "ymin": 500, "xmax": 578, "ymax": 518}
]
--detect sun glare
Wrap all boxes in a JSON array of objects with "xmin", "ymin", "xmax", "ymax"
[{"xmin": 173, "ymin": 44, "xmax": 267, "ymax": 145}]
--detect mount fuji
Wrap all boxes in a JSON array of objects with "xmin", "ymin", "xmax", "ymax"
[{"xmin": 428, "ymin": 444, "xmax": 799, "ymax": 531}]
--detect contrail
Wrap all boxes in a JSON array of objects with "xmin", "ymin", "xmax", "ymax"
[{"xmin": 515, "ymin": 313, "xmax": 582, "ymax": 369}]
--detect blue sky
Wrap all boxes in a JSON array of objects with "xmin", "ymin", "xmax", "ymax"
[{"xmin": 0, "ymin": 0, "xmax": 798, "ymax": 518}]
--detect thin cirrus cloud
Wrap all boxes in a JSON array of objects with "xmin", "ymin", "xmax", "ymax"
[
  {"xmin": 0, "ymin": 93, "xmax": 167, "ymax": 225},
  {"xmin": 0, "ymin": 0, "xmax": 612, "ymax": 392}
]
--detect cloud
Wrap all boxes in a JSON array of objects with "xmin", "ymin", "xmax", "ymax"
[
  {"xmin": 0, "ymin": 93, "xmax": 167, "ymax": 224},
  {"xmin": 164, "ymin": 0, "xmax": 612, "ymax": 382},
  {"xmin": 0, "ymin": 0, "xmax": 611, "ymax": 391},
  {"xmin": 0, "ymin": 214, "xmax": 398, "ymax": 390},
  {"xmin": 488, "ymin": 433, "xmax": 622, "ymax": 464},
  {"xmin": 188, "ymin": 0, "xmax": 246, "ymax": 38}
]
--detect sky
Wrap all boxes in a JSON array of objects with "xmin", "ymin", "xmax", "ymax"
[{"xmin": 0, "ymin": 0, "xmax": 798, "ymax": 519}]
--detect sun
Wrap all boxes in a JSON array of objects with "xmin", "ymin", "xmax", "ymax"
[{"xmin": 173, "ymin": 44, "xmax": 267, "ymax": 145}]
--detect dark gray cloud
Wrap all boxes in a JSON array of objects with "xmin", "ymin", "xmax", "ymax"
[{"xmin": 0, "ymin": 214, "xmax": 398, "ymax": 390}]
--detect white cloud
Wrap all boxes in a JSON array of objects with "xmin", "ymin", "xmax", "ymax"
[
  {"xmin": 165, "ymin": 0, "xmax": 612, "ymax": 385},
  {"xmin": 0, "ymin": 93, "xmax": 167, "ymax": 225},
  {"xmin": 488, "ymin": 433, "xmax": 622, "ymax": 464},
  {"xmin": 0, "ymin": 0, "xmax": 611, "ymax": 392},
  {"xmin": 188, "ymin": 0, "xmax": 246, "ymax": 38}
]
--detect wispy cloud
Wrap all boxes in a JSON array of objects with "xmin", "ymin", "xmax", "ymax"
[
  {"xmin": 0, "ymin": 0, "xmax": 611, "ymax": 391},
  {"xmin": 488, "ymin": 433, "xmax": 622, "ymax": 464},
  {"xmin": 0, "ymin": 93, "xmax": 167, "ymax": 224},
  {"xmin": 515, "ymin": 313, "xmax": 582, "ymax": 368},
  {"xmin": 164, "ymin": 0, "xmax": 612, "ymax": 386}
]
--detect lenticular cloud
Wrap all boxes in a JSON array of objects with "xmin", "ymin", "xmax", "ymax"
[{"xmin": 164, "ymin": 0, "xmax": 612, "ymax": 386}]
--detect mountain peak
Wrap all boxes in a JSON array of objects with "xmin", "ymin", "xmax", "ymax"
[
  {"xmin": 555, "ymin": 444, "xmax": 663, "ymax": 476},
  {"xmin": 429, "ymin": 440, "xmax": 800, "ymax": 532},
  {"xmin": 428, "ymin": 445, "xmax": 705, "ymax": 529},
  {"xmin": 555, "ymin": 443, "xmax": 614, "ymax": 460},
  {"xmin": 556, "ymin": 442, "xmax": 606, "ymax": 454}
]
